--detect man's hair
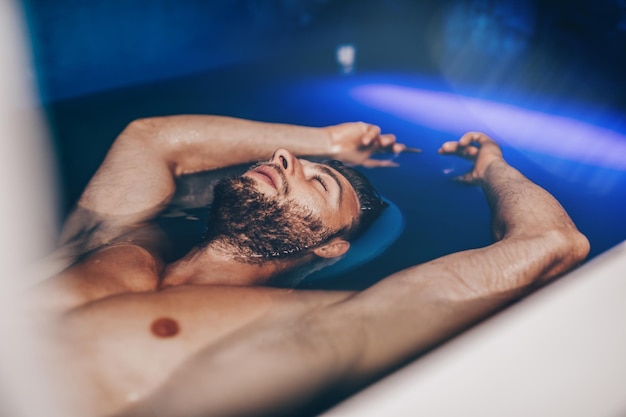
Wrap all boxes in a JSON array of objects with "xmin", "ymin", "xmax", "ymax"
[{"xmin": 321, "ymin": 160, "xmax": 388, "ymax": 241}]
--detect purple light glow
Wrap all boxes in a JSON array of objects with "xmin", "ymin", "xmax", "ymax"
[{"xmin": 351, "ymin": 84, "xmax": 626, "ymax": 171}]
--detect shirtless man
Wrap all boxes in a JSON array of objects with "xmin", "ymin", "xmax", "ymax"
[{"xmin": 31, "ymin": 115, "xmax": 589, "ymax": 417}]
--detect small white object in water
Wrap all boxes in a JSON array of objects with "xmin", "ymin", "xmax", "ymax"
[{"xmin": 336, "ymin": 44, "xmax": 356, "ymax": 74}]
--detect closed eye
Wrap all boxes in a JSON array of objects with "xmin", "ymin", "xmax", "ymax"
[{"xmin": 313, "ymin": 175, "xmax": 328, "ymax": 192}]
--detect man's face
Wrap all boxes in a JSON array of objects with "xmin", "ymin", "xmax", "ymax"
[{"xmin": 207, "ymin": 149, "xmax": 360, "ymax": 262}]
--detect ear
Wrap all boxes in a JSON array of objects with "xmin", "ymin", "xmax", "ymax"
[{"xmin": 313, "ymin": 238, "xmax": 350, "ymax": 259}]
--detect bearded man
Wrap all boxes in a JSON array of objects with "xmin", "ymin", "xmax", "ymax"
[{"xmin": 28, "ymin": 115, "xmax": 589, "ymax": 417}]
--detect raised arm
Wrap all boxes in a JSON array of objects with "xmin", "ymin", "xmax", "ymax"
[
  {"xmin": 72, "ymin": 115, "xmax": 404, "ymax": 217},
  {"xmin": 330, "ymin": 132, "xmax": 590, "ymax": 381},
  {"xmin": 119, "ymin": 133, "xmax": 588, "ymax": 417},
  {"xmin": 59, "ymin": 115, "xmax": 403, "ymax": 248}
]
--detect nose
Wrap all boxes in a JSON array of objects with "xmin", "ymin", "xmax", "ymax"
[{"xmin": 271, "ymin": 148, "xmax": 299, "ymax": 176}]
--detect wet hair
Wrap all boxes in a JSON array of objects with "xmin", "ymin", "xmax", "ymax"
[{"xmin": 321, "ymin": 160, "xmax": 388, "ymax": 241}]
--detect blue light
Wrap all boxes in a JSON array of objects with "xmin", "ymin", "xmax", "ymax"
[{"xmin": 351, "ymin": 83, "xmax": 626, "ymax": 171}]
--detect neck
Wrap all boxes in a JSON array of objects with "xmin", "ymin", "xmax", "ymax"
[{"xmin": 160, "ymin": 242, "xmax": 307, "ymax": 288}]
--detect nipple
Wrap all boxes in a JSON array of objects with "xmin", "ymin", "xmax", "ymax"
[{"xmin": 150, "ymin": 317, "xmax": 180, "ymax": 338}]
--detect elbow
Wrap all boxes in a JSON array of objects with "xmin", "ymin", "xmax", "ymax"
[
  {"xmin": 122, "ymin": 117, "xmax": 165, "ymax": 141},
  {"xmin": 561, "ymin": 227, "xmax": 590, "ymax": 265},
  {"xmin": 117, "ymin": 117, "xmax": 173, "ymax": 157},
  {"xmin": 546, "ymin": 227, "xmax": 590, "ymax": 277},
  {"xmin": 572, "ymin": 230, "xmax": 591, "ymax": 264}
]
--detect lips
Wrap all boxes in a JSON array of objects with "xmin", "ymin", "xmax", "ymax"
[{"xmin": 249, "ymin": 165, "xmax": 281, "ymax": 190}]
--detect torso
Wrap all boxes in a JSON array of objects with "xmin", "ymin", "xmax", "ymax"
[{"xmin": 35, "ymin": 244, "xmax": 352, "ymax": 416}]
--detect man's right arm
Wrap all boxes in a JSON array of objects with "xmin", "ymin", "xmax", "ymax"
[
  {"xmin": 120, "ymin": 133, "xmax": 588, "ymax": 417},
  {"xmin": 58, "ymin": 115, "xmax": 403, "ymax": 259}
]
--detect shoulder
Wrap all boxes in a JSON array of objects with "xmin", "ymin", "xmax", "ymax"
[
  {"xmin": 30, "ymin": 243, "xmax": 162, "ymax": 315},
  {"xmin": 72, "ymin": 242, "xmax": 162, "ymax": 294},
  {"xmin": 86, "ymin": 243, "xmax": 162, "ymax": 277}
]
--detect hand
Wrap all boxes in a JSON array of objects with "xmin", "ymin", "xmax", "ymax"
[
  {"xmin": 326, "ymin": 122, "xmax": 420, "ymax": 167},
  {"xmin": 438, "ymin": 132, "xmax": 504, "ymax": 183}
]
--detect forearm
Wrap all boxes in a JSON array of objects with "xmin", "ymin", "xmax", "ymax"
[
  {"xmin": 480, "ymin": 160, "xmax": 580, "ymax": 240},
  {"xmin": 326, "ymin": 231, "xmax": 587, "ymax": 388},
  {"xmin": 129, "ymin": 115, "xmax": 334, "ymax": 176},
  {"xmin": 338, "ymin": 156, "xmax": 590, "ymax": 383}
]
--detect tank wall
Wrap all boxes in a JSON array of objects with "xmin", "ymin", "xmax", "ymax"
[{"xmin": 22, "ymin": 0, "xmax": 626, "ymax": 107}]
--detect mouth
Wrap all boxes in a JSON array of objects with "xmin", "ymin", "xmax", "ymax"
[{"xmin": 245, "ymin": 164, "xmax": 282, "ymax": 191}]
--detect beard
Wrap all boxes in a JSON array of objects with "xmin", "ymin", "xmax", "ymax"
[{"xmin": 204, "ymin": 175, "xmax": 337, "ymax": 263}]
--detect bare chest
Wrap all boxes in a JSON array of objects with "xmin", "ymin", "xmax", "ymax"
[{"xmin": 48, "ymin": 286, "xmax": 312, "ymax": 415}]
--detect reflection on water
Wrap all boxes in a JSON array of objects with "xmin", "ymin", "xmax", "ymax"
[{"xmin": 351, "ymin": 84, "xmax": 626, "ymax": 171}]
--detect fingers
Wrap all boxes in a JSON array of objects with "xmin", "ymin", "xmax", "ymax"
[
  {"xmin": 365, "ymin": 131, "xmax": 420, "ymax": 155},
  {"xmin": 342, "ymin": 122, "xmax": 421, "ymax": 167},
  {"xmin": 438, "ymin": 140, "xmax": 480, "ymax": 159},
  {"xmin": 361, "ymin": 123, "xmax": 397, "ymax": 149},
  {"xmin": 440, "ymin": 132, "xmax": 496, "ymax": 151},
  {"xmin": 362, "ymin": 124, "xmax": 382, "ymax": 147},
  {"xmin": 458, "ymin": 131, "xmax": 495, "ymax": 147},
  {"xmin": 360, "ymin": 123, "xmax": 420, "ymax": 153},
  {"xmin": 379, "ymin": 133, "xmax": 396, "ymax": 148},
  {"xmin": 438, "ymin": 131, "xmax": 502, "ymax": 159},
  {"xmin": 439, "ymin": 132, "xmax": 505, "ymax": 182},
  {"xmin": 373, "ymin": 140, "xmax": 422, "ymax": 158}
]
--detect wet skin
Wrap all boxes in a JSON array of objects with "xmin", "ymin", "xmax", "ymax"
[{"xmin": 29, "ymin": 117, "xmax": 588, "ymax": 417}]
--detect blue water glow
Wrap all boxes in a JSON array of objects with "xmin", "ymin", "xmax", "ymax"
[{"xmin": 351, "ymin": 84, "xmax": 626, "ymax": 171}]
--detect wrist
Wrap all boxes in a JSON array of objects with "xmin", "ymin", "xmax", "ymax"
[
  {"xmin": 323, "ymin": 126, "xmax": 340, "ymax": 157},
  {"xmin": 477, "ymin": 156, "xmax": 507, "ymax": 181}
]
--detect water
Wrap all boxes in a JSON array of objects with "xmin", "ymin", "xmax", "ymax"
[{"xmin": 46, "ymin": 69, "xmax": 626, "ymax": 291}]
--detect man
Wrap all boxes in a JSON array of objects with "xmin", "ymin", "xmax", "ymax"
[
  {"xmin": 33, "ymin": 116, "xmax": 398, "ymax": 311},
  {"xmin": 30, "ymin": 115, "xmax": 589, "ymax": 417}
]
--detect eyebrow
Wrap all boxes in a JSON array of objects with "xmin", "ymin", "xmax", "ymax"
[{"xmin": 318, "ymin": 165, "xmax": 343, "ymax": 206}]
